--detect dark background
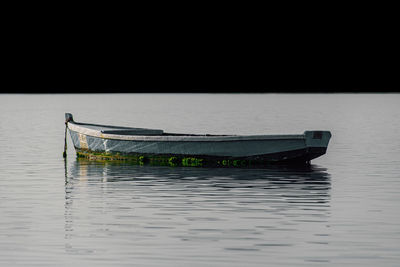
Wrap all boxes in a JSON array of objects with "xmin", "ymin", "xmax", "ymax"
[{"xmin": 2, "ymin": 5, "xmax": 397, "ymax": 94}]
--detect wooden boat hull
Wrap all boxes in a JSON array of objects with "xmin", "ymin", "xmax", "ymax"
[{"xmin": 66, "ymin": 113, "xmax": 331, "ymax": 167}]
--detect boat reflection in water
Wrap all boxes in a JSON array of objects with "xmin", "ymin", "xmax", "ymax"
[
  {"xmin": 64, "ymin": 159, "xmax": 331, "ymax": 263},
  {"xmin": 66, "ymin": 157, "xmax": 331, "ymax": 186}
]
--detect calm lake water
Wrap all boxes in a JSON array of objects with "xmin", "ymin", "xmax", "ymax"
[{"xmin": 0, "ymin": 94, "xmax": 399, "ymax": 266}]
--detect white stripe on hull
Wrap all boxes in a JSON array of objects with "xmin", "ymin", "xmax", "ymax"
[{"xmin": 69, "ymin": 130, "xmax": 306, "ymax": 157}]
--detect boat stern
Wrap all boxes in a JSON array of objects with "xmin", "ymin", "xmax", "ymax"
[{"xmin": 304, "ymin": 131, "xmax": 332, "ymax": 161}]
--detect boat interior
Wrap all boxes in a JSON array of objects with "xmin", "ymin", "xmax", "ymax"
[{"xmin": 74, "ymin": 122, "xmax": 228, "ymax": 137}]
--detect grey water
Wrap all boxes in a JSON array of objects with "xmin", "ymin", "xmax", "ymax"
[{"xmin": 0, "ymin": 93, "xmax": 399, "ymax": 266}]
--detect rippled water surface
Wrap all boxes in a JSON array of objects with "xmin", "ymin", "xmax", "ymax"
[{"xmin": 0, "ymin": 94, "xmax": 399, "ymax": 266}]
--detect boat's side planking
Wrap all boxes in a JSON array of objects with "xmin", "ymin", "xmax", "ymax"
[{"xmin": 65, "ymin": 114, "xmax": 331, "ymax": 167}]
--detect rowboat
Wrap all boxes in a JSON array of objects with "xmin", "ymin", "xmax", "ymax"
[{"xmin": 64, "ymin": 113, "xmax": 331, "ymax": 167}]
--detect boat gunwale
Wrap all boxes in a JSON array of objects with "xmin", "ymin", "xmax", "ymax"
[{"xmin": 67, "ymin": 121, "xmax": 306, "ymax": 142}]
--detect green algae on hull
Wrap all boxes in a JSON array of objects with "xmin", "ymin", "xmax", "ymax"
[{"xmin": 75, "ymin": 150, "xmax": 255, "ymax": 168}]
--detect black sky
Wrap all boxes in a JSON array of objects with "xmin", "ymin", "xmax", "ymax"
[{"xmin": 3, "ymin": 7, "xmax": 397, "ymax": 94}]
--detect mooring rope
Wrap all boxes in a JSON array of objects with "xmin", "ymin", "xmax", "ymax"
[{"xmin": 63, "ymin": 121, "xmax": 68, "ymax": 158}]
